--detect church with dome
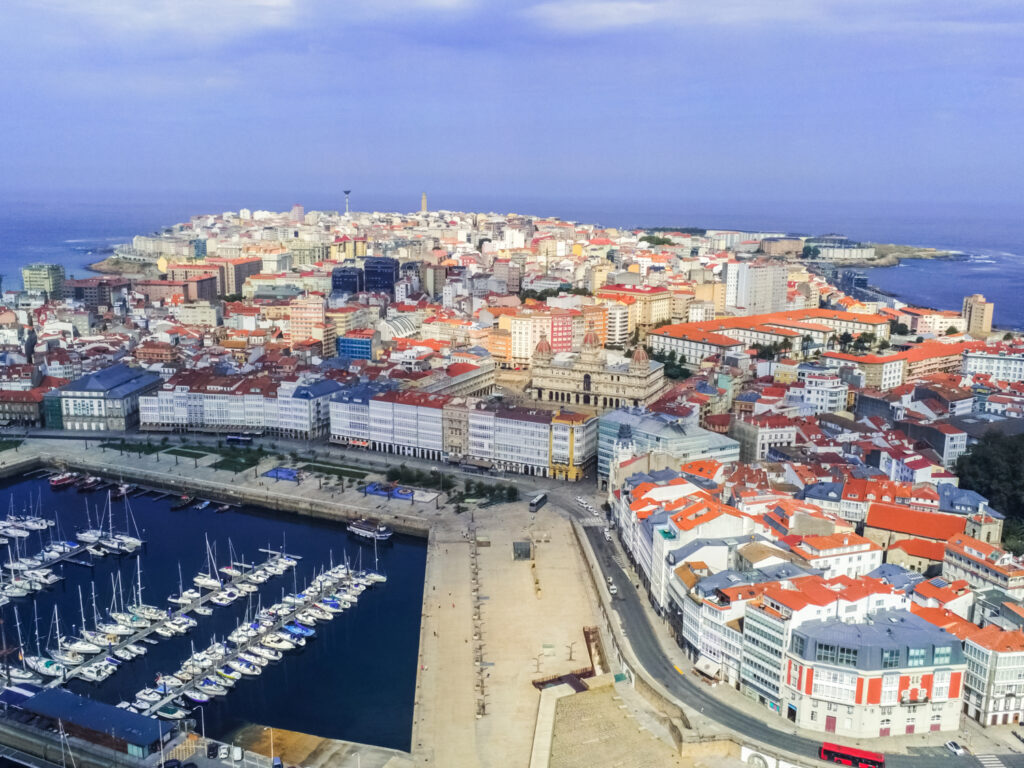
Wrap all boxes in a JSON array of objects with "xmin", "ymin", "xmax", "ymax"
[{"xmin": 528, "ymin": 323, "xmax": 669, "ymax": 412}]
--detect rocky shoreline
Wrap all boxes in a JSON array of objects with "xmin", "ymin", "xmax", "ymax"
[
  {"xmin": 87, "ymin": 255, "xmax": 161, "ymax": 279},
  {"xmin": 797, "ymin": 242, "xmax": 968, "ymax": 269}
]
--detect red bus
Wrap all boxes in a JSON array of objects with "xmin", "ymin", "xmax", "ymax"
[{"xmin": 819, "ymin": 742, "xmax": 885, "ymax": 767}]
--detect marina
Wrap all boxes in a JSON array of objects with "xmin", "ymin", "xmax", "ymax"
[{"xmin": 0, "ymin": 471, "xmax": 426, "ymax": 751}]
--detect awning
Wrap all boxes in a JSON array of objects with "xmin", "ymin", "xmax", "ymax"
[{"xmin": 694, "ymin": 657, "xmax": 721, "ymax": 679}]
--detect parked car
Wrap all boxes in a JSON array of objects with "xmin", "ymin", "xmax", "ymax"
[{"xmin": 945, "ymin": 741, "xmax": 967, "ymax": 756}]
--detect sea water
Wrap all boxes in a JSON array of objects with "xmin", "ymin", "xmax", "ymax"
[{"xmin": 0, "ymin": 474, "xmax": 425, "ymax": 750}]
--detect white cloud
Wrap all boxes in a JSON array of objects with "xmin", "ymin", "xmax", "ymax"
[
  {"xmin": 19, "ymin": 0, "xmax": 478, "ymax": 41},
  {"xmin": 523, "ymin": 0, "xmax": 1024, "ymax": 34}
]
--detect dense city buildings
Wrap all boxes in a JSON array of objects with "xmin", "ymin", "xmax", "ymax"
[{"xmin": 5, "ymin": 204, "xmax": 1023, "ymax": 753}]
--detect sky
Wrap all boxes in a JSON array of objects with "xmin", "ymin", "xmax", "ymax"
[{"xmin": 1, "ymin": 0, "xmax": 1023, "ymax": 216}]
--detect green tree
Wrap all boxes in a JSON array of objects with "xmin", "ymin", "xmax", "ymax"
[
  {"xmin": 915, "ymin": 336, "xmax": 925, "ymax": 343},
  {"xmin": 801, "ymin": 245, "xmax": 821, "ymax": 259},
  {"xmin": 640, "ymin": 234, "xmax": 674, "ymax": 246},
  {"xmin": 838, "ymin": 332, "xmax": 854, "ymax": 352},
  {"xmin": 956, "ymin": 432, "xmax": 1024, "ymax": 521},
  {"xmin": 946, "ymin": 325, "xmax": 960, "ymax": 336},
  {"xmin": 877, "ymin": 340, "xmax": 890, "ymax": 352},
  {"xmin": 891, "ymin": 322, "xmax": 910, "ymax": 336},
  {"xmin": 1004, "ymin": 332, "xmax": 1015, "ymax": 341}
]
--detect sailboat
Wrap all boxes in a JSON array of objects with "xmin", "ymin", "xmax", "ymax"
[
  {"xmin": 109, "ymin": 572, "xmax": 149, "ymax": 631},
  {"xmin": 193, "ymin": 535, "xmax": 222, "ymax": 590},
  {"xmin": 23, "ymin": 604, "xmax": 66, "ymax": 677},
  {"xmin": 76, "ymin": 498, "xmax": 104, "ymax": 544},
  {"xmin": 168, "ymin": 563, "xmax": 201, "ymax": 605},
  {"xmin": 127, "ymin": 557, "xmax": 165, "ymax": 621},
  {"xmin": 8, "ymin": 608, "xmax": 42, "ymax": 684}
]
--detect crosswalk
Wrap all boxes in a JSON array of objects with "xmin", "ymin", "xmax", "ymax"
[
  {"xmin": 578, "ymin": 516, "xmax": 605, "ymax": 528},
  {"xmin": 976, "ymin": 755, "xmax": 1005, "ymax": 768}
]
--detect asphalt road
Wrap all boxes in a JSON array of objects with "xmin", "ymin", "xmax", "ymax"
[{"xmin": 580, "ymin": 526, "xmax": 1024, "ymax": 768}]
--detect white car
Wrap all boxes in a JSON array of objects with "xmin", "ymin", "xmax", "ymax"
[{"xmin": 944, "ymin": 741, "xmax": 966, "ymax": 756}]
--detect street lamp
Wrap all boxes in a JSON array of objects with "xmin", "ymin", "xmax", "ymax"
[{"xmin": 195, "ymin": 703, "xmax": 205, "ymax": 740}]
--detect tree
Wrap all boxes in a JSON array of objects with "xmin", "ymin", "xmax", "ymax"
[
  {"xmin": 915, "ymin": 336, "xmax": 925, "ymax": 343},
  {"xmin": 838, "ymin": 332, "xmax": 854, "ymax": 352},
  {"xmin": 1004, "ymin": 332, "xmax": 1015, "ymax": 341},
  {"xmin": 640, "ymin": 235, "xmax": 674, "ymax": 246},
  {"xmin": 877, "ymin": 340, "xmax": 890, "ymax": 352},
  {"xmin": 891, "ymin": 322, "xmax": 910, "ymax": 336},
  {"xmin": 801, "ymin": 245, "xmax": 821, "ymax": 259},
  {"xmin": 956, "ymin": 432, "xmax": 1024, "ymax": 520},
  {"xmin": 946, "ymin": 325, "xmax": 960, "ymax": 336}
]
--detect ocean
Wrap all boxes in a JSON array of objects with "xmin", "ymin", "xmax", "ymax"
[
  {"xmin": 0, "ymin": 473, "xmax": 426, "ymax": 751},
  {"xmin": 1, "ymin": 194, "xmax": 1023, "ymax": 325}
]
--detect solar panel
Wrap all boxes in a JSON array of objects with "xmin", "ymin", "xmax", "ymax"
[{"xmin": 929, "ymin": 577, "xmax": 949, "ymax": 588}]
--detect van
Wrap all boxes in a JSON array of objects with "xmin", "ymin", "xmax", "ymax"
[
  {"xmin": 272, "ymin": 758, "xmax": 284, "ymax": 768},
  {"xmin": 608, "ymin": 584, "xmax": 618, "ymax": 596},
  {"xmin": 232, "ymin": 746, "xmax": 243, "ymax": 762}
]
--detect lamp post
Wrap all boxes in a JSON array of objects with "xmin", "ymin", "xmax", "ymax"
[{"xmin": 195, "ymin": 703, "xmax": 205, "ymax": 740}]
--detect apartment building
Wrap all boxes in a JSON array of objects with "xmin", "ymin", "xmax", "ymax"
[
  {"xmin": 139, "ymin": 370, "xmax": 343, "ymax": 439},
  {"xmin": 328, "ymin": 392, "xmax": 598, "ymax": 480},
  {"xmin": 784, "ymin": 611, "xmax": 965, "ymax": 738},
  {"xmin": 56, "ymin": 363, "xmax": 161, "ymax": 431},
  {"xmin": 944, "ymin": 534, "xmax": 1024, "ymax": 600}
]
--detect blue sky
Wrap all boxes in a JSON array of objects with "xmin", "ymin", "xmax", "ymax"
[{"xmin": 2, "ymin": 0, "xmax": 1023, "ymax": 214}]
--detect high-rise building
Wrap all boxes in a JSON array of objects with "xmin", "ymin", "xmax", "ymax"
[
  {"xmin": 331, "ymin": 266, "xmax": 364, "ymax": 295},
  {"xmin": 22, "ymin": 263, "xmax": 65, "ymax": 298},
  {"xmin": 364, "ymin": 257, "xmax": 400, "ymax": 296},
  {"xmin": 290, "ymin": 203, "xmax": 304, "ymax": 222},
  {"xmin": 962, "ymin": 294, "xmax": 994, "ymax": 338},
  {"xmin": 421, "ymin": 192, "xmax": 428, "ymax": 213}
]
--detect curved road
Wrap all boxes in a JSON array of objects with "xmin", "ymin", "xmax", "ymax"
[{"xmin": 581, "ymin": 526, "xmax": 1024, "ymax": 768}]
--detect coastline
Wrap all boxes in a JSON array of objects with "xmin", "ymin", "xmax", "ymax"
[{"xmin": 87, "ymin": 255, "xmax": 161, "ymax": 279}]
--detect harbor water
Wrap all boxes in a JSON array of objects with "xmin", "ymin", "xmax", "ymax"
[{"xmin": 0, "ymin": 474, "xmax": 426, "ymax": 752}]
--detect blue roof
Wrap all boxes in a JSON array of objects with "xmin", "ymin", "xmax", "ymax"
[
  {"xmin": 292, "ymin": 379, "xmax": 344, "ymax": 399},
  {"xmin": 801, "ymin": 481, "xmax": 844, "ymax": 502},
  {"xmin": 866, "ymin": 563, "xmax": 925, "ymax": 592},
  {"xmin": 20, "ymin": 688, "xmax": 163, "ymax": 746},
  {"xmin": 937, "ymin": 482, "xmax": 1002, "ymax": 518},
  {"xmin": 62, "ymin": 363, "xmax": 160, "ymax": 398},
  {"xmin": 736, "ymin": 391, "xmax": 761, "ymax": 402}
]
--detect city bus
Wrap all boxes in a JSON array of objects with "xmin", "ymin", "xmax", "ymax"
[
  {"xmin": 818, "ymin": 742, "xmax": 885, "ymax": 767},
  {"xmin": 529, "ymin": 493, "xmax": 547, "ymax": 513},
  {"xmin": 225, "ymin": 434, "xmax": 254, "ymax": 445}
]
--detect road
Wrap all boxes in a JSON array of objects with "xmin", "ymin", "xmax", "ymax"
[{"xmin": 580, "ymin": 526, "xmax": 1024, "ymax": 768}]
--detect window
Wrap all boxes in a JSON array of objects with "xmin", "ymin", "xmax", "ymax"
[
  {"xmin": 816, "ymin": 644, "xmax": 837, "ymax": 663},
  {"xmin": 934, "ymin": 646, "xmax": 952, "ymax": 666},
  {"xmin": 837, "ymin": 647, "xmax": 858, "ymax": 667},
  {"xmin": 792, "ymin": 635, "xmax": 806, "ymax": 655},
  {"xmin": 908, "ymin": 648, "xmax": 927, "ymax": 668},
  {"xmin": 882, "ymin": 649, "xmax": 900, "ymax": 669}
]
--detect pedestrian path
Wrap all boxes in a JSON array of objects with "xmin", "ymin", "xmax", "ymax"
[{"xmin": 977, "ymin": 755, "xmax": 1005, "ymax": 768}]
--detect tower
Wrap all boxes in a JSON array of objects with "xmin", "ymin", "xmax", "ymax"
[
  {"xmin": 421, "ymin": 192, "xmax": 428, "ymax": 214},
  {"xmin": 343, "ymin": 190, "xmax": 351, "ymax": 216}
]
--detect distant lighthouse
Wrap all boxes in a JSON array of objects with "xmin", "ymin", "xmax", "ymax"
[{"xmin": 421, "ymin": 192, "xmax": 428, "ymax": 213}]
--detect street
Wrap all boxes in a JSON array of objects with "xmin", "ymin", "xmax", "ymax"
[{"xmin": 580, "ymin": 526, "xmax": 1024, "ymax": 768}]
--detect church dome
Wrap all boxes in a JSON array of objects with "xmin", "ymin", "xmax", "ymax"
[
  {"xmin": 582, "ymin": 322, "xmax": 601, "ymax": 350},
  {"xmin": 534, "ymin": 332, "xmax": 552, "ymax": 356},
  {"xmin": 631, "ymin": 345, "xmax": 649, "ymax": 365}
]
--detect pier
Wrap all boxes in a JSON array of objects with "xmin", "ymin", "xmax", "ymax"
[{"xmin": 42, "ymin": 548, "xmax": 302, "ymax": 689}]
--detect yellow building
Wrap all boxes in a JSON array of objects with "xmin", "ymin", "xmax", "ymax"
[{"xmin": 962, "ymin": 294, "xmax": 994, "ymax": 337}]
